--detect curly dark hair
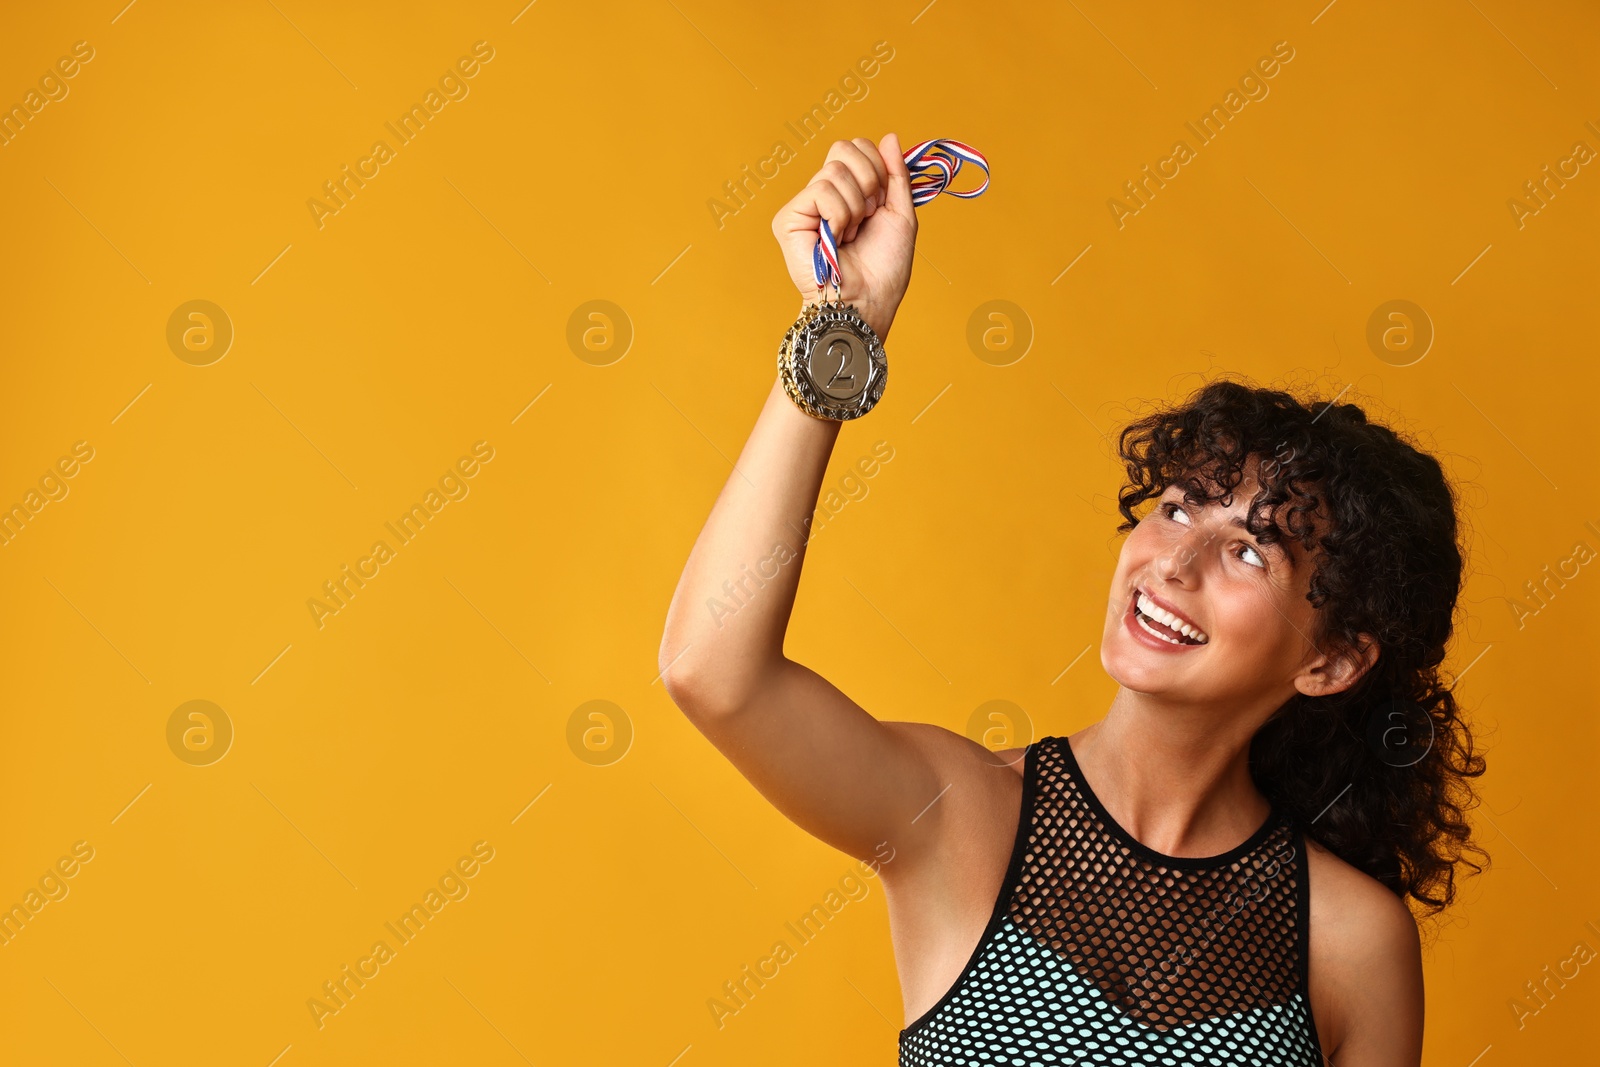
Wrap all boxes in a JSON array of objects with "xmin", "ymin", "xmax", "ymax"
[{"xmin": 1112, "ymin": 376, "xmax": 1488, "ymax": 919}]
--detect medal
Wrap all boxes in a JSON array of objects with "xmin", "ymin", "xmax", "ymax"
[
  {"xmin": 779, "ymin": 138, "xmax": 990, "ymax": 421},
  {"xmin": 779, "ymin": 298, "xmax": 887, "ymax": 421}
]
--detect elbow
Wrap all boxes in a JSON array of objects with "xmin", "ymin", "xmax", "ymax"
[
  {"xmin": 657, "ymin": 629, "xmax": 711, "ymax": 716},
  {"xmin": 657, "ymin": 631, "xmax": 764, "ymax": 721},
  {"xmin": 658, "ymin": 645, "xmax": 730, "ymax": 720},
  {"xmin": 657, "ymin": 633, "xmax": 700, "ymax": 711}
]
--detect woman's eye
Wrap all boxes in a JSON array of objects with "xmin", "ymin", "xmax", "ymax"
[{"xmin": 1164, "ymin": 501, "xmax": 1266, "ymax": 569}]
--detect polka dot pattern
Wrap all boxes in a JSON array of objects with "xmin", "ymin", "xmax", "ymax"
[{"xmin": 898, "ymin": 735, "xmax": 1322, "ymax": 1066}]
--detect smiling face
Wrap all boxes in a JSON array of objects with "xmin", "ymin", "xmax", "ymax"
[{"xmin": 1100, "ymin": 454, "xmax": 1371, "ymax": 718}]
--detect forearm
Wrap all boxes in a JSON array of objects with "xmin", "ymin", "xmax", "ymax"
[
  {"xmin": 658, "ymin": 351, "xmax": 847, "ymax": 714},
  {"xmin": 662, "ymin": 132, "xmax": 909, "ymax": 712}
]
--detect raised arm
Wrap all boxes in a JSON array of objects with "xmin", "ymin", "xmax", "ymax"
[{"xmin": 657, "ymin": 134, "xmax": 976, "ymax": 868}]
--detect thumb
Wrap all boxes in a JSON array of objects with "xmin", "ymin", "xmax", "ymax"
[{"xmin": 878, "ymin": 132, "xmax": 916, "ymax": 216}]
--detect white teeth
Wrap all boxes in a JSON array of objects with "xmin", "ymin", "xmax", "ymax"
[
  {"xmin": 1135, "ymin": 592, "xmax": 1208, "ymax": 644},
  {"xmin": 1135, "ymin": 612, "xmax": 1188, "ymax": 645}
]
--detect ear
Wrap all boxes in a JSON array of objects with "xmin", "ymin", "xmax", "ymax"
[{"xmin": 1294, "ymin": 633, "xmax": 1379, "ymax": 698}]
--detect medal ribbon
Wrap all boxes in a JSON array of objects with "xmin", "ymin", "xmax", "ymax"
[{"xmin": 811, "ymin": 137, "xmax": 990, "ymax": 295}]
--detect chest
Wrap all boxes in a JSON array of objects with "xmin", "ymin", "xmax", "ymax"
[
  {"xmin": 1009, "ymin": 858, "xmax": 1304, "ymax": 1028},
  {"xmin": 896, "ymin": 737, "xmax": 1321, "ymax": 1064}
]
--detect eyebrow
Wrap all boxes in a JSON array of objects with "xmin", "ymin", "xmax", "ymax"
[
  {"xmin": 1163, "ymin": 488, "xmax": 1299, "ymax": 565},
  {"xmin": 1228, "ymin": 514, "xmax": 1295, "ymax": 564}
]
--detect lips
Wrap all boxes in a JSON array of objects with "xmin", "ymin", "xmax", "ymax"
[
  {"xmin": 1125, "ymin": 585, "xmax": 1208, "ymax": 648},
  {"xmin": 1123, "ymin": 593, "xmax": 1197, "ymax": 652},
  {"xmin": 1136, "ymin": 585, "xmax": 1205, "ymax": 637}
]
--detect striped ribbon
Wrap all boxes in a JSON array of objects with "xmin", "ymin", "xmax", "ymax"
[{"xmin": 811, "ymin": 137, "xmax": 990, "ymax": 293}]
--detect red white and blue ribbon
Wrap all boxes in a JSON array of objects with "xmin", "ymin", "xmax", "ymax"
[{"xmin": 812, "ymin": 137, "xmax": 990, "ymax": 294}]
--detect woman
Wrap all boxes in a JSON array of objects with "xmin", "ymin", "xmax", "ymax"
[{"xmin": 658, "ymin": 133, "xmax": 1487, "ymax": 1066}]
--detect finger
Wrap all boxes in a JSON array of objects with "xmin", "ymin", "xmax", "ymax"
[
  {"xmin": 808, "ymin": 179, "xmax": 854, "ymax": 250},
  {"xmin": 850, "ymin": 137, "xmax": 889, "ymax": 211},
  {"xmin": 835, "ymin": 137, "xmax": 886, "ymax": 209},
  {"xmin": 772, "ymin": 175, "xmax": 846, "ymax": 236},
  {"xmin": 822, "ymin": 140, "xmax": 883, "ymax": 213},
  {"xmin": 819, "ymin": 160, "xmax": 867, "ymax": 230},
  {"xmin": 877, "ymin": 132, "xmax": 916, "ymax": 218}
]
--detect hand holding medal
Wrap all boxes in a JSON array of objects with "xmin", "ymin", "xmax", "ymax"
[{"xmin": 773, "ymin": 134, "xmax": 990, "ymax": 421}]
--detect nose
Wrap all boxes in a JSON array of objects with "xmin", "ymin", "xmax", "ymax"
[{"xmin": 1153, "ymin": 516, "xmax": 1222, "ymax": 582}]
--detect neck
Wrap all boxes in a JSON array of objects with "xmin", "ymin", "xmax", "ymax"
[{"xmin": 1069, "ymin": 689, "xmax": 1273, "ymax": 858}]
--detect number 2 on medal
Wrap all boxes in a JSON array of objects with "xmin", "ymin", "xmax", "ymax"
[{"xmin": 823, "ymin": 339, "xmax": 855, "ymax": 389}]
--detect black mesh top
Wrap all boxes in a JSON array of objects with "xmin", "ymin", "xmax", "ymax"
[{"xmin": 898, "ymin": 734, "xmax": 1323, "ymax": 1066}]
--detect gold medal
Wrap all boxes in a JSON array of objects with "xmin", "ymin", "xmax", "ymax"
[
  {"xmin": 776, "ymin": 138, "xmax": 990, "ymax": 419},
  {"xmin": 778, "ymin": 299, "xmax": 887, "ymax": 421}
]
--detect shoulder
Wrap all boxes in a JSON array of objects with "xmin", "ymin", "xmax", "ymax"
[{"xmin": 1303, "ymin": 835, "xmax": 1424, "ymax": 1065}]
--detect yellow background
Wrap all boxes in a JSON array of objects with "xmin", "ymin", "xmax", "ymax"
[{"xmin": 1, "ymin": 1, "xmax": 1595, "ymax": 1063}]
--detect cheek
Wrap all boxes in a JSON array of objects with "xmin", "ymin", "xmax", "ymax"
[
  {"xmin": 1111, "ymin": 532, "xmax": 1157, "ymax": 589},
  {"xmin": 1121, "ymin": 521, "xmax": 1167, "ymax": 562},
  {"xmin": 1219, "ymin": 581, "xmax": 1298, "ymax": 649}
]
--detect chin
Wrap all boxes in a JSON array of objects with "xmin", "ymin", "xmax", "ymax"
[
  {"xmin": 1100, "ymin": 614, "xmax": 1204, "ymax": 684},
  {"xmin": 1099, "ymin": 634, "xmax": 1152, "ymax": 688},
  {"xmin": 1100, "ymin": 649, "xmax": 1168, "ymax": 693}
]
